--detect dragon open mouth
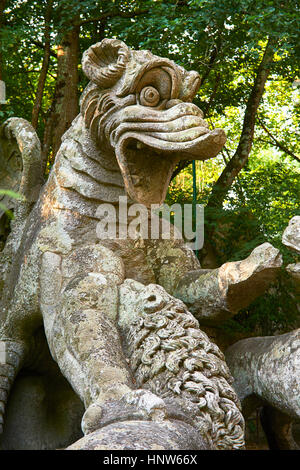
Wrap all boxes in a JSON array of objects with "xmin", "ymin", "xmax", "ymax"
[{"xmin": 113, "ymin": 103, "xmax": 226, "ymax": 206}]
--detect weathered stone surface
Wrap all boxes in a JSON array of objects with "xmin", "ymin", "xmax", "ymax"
[
  {"xmin": 282, "ymin": 216, "xmax": 300, "ymax": 312},
  {"xmin": 174, "ymin": 242, "xmax": 282, "ymax": 324},
  {"xmin": 225, "ymin": 329, "xmax": 300, "ymax": 450},
  {"xmin": 67, "ymin": 420, "xmax": 210, "ymax": 450},
  {"xmin": 0, "ymin": 117, "xmax": 43, "ymax": 216},
  {"xmin": 0, "ymin": 373, "xmax": 84, "ymax": 450},
  {"xmin": 282, "ymin": 216, "xmax": 300, "ymax": 254},
  {"xmin": 118, "ymin": 279, "xmax": 245, "ymax": 450},
  {"xmin": 260, "ymin": 405, "xmax": 299, "ymax": 450},
  {"xmin": 225, "ymin": 329, "xmax": 300, "ymax": 421}
]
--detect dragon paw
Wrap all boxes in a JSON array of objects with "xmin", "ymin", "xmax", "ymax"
[
  {"xmin": 122, "ymin": 389, "xmax": 168, "ymax": 422},
  {"xmin": 81, "ymin": 389, "xmax": 168, "ymax": 435}
]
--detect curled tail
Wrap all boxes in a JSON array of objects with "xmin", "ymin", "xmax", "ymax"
[
  {"xmin": 0, "ymin": 117, "xmax": 43, "ymax": 295},
  {"xmin": 0, "ymin": 340, "xmax": 26, "ymax": 434},
  {"xmin": 0, "ymin": 117, "xmax": 43, "ymax": 222}
]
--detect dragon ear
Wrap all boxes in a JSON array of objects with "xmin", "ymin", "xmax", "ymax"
[{"xmin": 82, "ymin": 39, "xmax": 130, "ymax": 88}]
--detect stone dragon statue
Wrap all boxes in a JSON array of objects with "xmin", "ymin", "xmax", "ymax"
[{"xmin": 0, "ymin": 39, "xmax": 284, "ymax": 450}]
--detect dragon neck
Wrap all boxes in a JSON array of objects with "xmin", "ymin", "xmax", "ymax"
[{"xmin": 48, "ymin": 114, "xmax": 127, "ymax": 219}]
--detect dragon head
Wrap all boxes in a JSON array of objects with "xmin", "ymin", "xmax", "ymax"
[{"xmin": 81, "ymin": 39, "xmax": 226, "ymax": 207}]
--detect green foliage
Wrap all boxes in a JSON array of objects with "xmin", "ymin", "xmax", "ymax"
[
  {"xmin": 0, "ymin": 189, "xmax": 23, "ymax": 217},
  {"xmin": 0, "ymin": 189, "xmax": 23, "ymax": 199},
  {"xmin": 167, "ymin": 156, "xmax": 299, "ymax": 263},
  {"xmin": 218, "ymin": 160, "xmax": 300, "ymax": 261}
]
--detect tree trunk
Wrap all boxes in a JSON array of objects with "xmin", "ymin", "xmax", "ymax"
[
  {"xmin": 52, "ymin": 26, "xmax": 79, "ymax": 155},
  {"xmin": 31, "ymin": 0, "xmax": 53, "ymax": 130},
  {"xmin": 42, "ymin": 24, "xmax": 80, "ymax": 164},
  {"xmin": 207, "ymin": 37, "xmax": 277, "ymax": 210},
  {"xmin": 0, "ymin": 0, "xmax": 6, "ymax": 105}
]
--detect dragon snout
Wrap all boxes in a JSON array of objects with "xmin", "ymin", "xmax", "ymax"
[{"xmin": 106, "ymin": 101, "xmax": 226, "ymax": 205}]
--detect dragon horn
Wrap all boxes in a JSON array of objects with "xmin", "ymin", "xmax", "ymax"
[{"xmin": 82, "ymin": 39, "xmax": 130, "ymax": 88}]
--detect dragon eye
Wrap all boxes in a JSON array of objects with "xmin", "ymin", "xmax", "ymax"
[{"xmin": 140, "ymin": 86, "xmax": 160, "ymax": 107}]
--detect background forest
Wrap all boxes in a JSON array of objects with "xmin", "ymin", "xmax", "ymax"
[{"xmin": 0, "ymin": 0, "xmax": 299, "ymax": 344}]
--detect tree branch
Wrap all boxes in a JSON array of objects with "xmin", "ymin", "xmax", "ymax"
[
  {"xmin": 0, "ymin": 0, "xmax": 6, "ymax": 81},
  {"xmin": 206, "ymin": 37, "xmax": 277, "ymax": 209},
  {"xmin": 257, "ymin": 116, "xmax": 300, "ymax": 163},
  {"xmin": 32, "ymin": 0, "xmax": 53, "ymax": 129},
  {"xmin": 31, "ymin": 39, "xmax": 57, "ymax": 59},
  {"xmin": 171, "ymin": 159, "xmax": 192, "ymax": 181},
  {"xmin": 74, "ymin": 9, "xmax": 149, "ymax": 27},
  {"xmin": 204, "ymin": 72, "xmax": 221, "ymax": 117},
  {"xmin": 198, "ymin": 31, "xmax": 223, "ymax": 87}
]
